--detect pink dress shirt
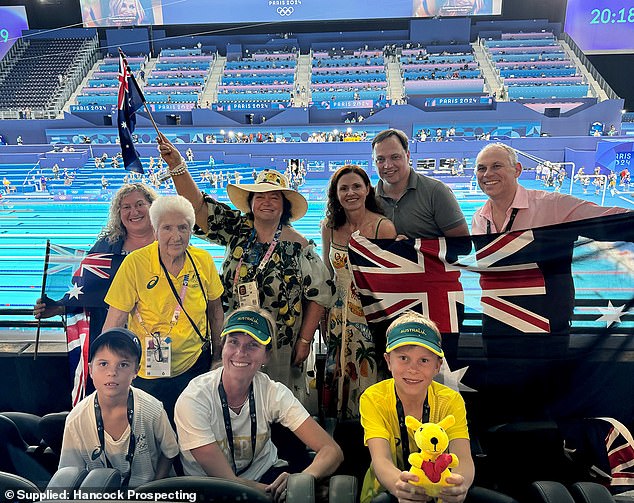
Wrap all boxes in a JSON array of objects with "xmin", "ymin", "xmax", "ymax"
[{"xmin": 471, "ymin": 185, "xmax": 629, "ymax": 234}]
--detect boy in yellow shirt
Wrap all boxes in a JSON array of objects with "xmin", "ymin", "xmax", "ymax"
[{"xmin": 359, "ymin": 312, "xmax": 474, "ymax": 503}]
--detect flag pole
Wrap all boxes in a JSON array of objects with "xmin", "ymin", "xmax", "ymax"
[
  {"xmin": 34, "ymin": 239, "xmax": 51, "ymax": 360},
  {"xmin": 142, "ymin": 102, "xmax": 161, "ymax": 137}
]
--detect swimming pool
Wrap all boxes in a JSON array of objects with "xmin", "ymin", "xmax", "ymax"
[{"xmin": 1, "ymin": 178, "xmax": 632, "ymax": 317}]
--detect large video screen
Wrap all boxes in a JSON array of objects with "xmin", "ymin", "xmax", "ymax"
[
  {"xmin": 0, "ymin": 6, "xmax": 29, "ymax": 61},
  {"xmin": 565, "ymin": 0, "xmax": 634, "ymax": 54},
  {"xmin": 80, "ymin": 0, "xmax": 502, "ymax": 27}
]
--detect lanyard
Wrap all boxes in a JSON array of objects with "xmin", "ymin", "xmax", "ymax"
[
  {"xmin": 134, "ymin": 272, "xmax": 187, "ymax": 341},
  {"xmin": 395, "ymin": 388, "xmax": 429, "ymax": 470},
  {"xmin": 158, "ymin": 248, "xmax": 208, "ymax": 344},
  {"xmin": 486, "ymin": 207, "xmax": 519, "ymax": 234},
  {"xmin": 93, "ymin": 390, "xmax": 135, "ymax": 487},
  {"xmin": 218, "ymin": 374, "xmax": 257, "ymax": 476},
  {"xmin": 232, "ymin": 224, "xmax": 283, "ymax": 292}
]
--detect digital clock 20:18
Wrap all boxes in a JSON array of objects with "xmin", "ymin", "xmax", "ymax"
[{"xmin": 590, "ymin": 7, "xmax": 634, "ymax": 24}]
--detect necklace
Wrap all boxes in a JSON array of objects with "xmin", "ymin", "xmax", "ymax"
[{"xmin": 228, "ymin": 396, "xmax": 248, "ymax": 409}]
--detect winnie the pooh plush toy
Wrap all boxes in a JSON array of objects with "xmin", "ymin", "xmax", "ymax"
[{"xmin": 406, "ymin": 414, "xmax": 459, "ymax": 499}]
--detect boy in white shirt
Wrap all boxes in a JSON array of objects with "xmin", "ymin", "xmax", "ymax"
[{"xmin": 59, "ymin": 328, "xmax": 179, "ymax": 488}]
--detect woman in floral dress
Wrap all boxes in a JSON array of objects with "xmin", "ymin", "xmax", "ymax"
[{"xmin": 321, "ymin": 165, "xmax": 396, "ymax": 418}]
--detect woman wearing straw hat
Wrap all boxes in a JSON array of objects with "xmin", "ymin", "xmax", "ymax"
[{"xmin": 157, "ymin": 134, "xmax": 335, "ymax": 399}]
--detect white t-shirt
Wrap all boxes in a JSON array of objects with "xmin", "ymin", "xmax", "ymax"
[
  {"xmin": 59, "ymin": 387, "xmax": 179, "ymax": 488},
  {"xmin": 175, "ymin": 368, "xmax": 310, "ymax": 481}
]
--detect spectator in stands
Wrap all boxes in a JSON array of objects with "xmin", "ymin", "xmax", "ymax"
[
  {"xmin": 359, "ymin": 311, "xmax": 474, "ymax": 503},
  {"xmin": 102, "ymin": 195, "xmax": 224, "ymax": 422},
  {"xmin": 607, "ymin": 124, "xmax": 619, "ymax": 136},
  {"xmin": 320, "ymin": 165, "xmax": 396, "ymax": 419},
  {"xmin": 34, "ymin": 183, "xmax": 159, "ymax": 391},
  {"xmin": 174, "ymin": 307, "xmax": 343, "ymax": 500},
  {"xmin": 186, "ymin": 148, "xmax": 194, "ymax": 162},
  {"xmin": 16, "ymin": 136, "xmax": 23, "ymax": 146},
  {"xmin": 471, "ymin": 143, "xmax": 629, "ymax": 234},
  {"xmin": 2, "ymin": 177, "xmax": 15, "ymax": 194},
  {"xmin": 59, "ymin": 328, "xmax": 178, "ymax": 488},
  {"xmin": 372, "ymin": 128, "xmax": 468, "ymax": 238},
  {"xmin": 157, "ymin": 134, "xmax": 335, "ymax": 402}
]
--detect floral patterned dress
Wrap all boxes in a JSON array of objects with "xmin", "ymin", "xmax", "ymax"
[
  {"xmin": 195, "ymin": 195, "xmax": 336, "ymax": 398},
  {"xmin": 324, "ymin": 238, "xmax": 379, "ymax": 419}
]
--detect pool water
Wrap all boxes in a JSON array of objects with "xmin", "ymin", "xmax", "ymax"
[{"xmin": 1, "ymin": 178, "xmax": 632, "ymax": 313}]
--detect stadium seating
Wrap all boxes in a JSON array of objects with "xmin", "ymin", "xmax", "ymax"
[
  {"xmin": 76, "ymin": 48, "xmax": 215, "ymax": 107},
  {"xmin": 0, "ymin": 38, "xmax": 93, "ymax": 110},
  {"xmin": 310, "ymin": 48, "xmax": 388, "ymax": 105},
  {"xmin": 0, "ymin": 415, "xmax": 52, "ymax": 489},
  {"xmin": 219, "ymin": 50, "xmax": 297, "ymax": 106},
  {"xmin": 482, "ymin": 33, "xmax": 590, "ymax": 100},
  {"xmin": 400, "ymin": 45, "xmax": 483, "ymax": 97}
]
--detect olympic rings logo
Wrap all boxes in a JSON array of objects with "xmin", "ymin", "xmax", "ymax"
[{"xmin": 277, "ymin": 6, "xmax": 294, "ymax": 16}]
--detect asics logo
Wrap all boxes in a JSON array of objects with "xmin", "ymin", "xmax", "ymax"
[
  {"xmin": 277, "ymin": 6, "xmax": 294, "ymax": 16},
  {"xmin": 147, "ymin": 275, "xmax": 159, "ymax": 289}
]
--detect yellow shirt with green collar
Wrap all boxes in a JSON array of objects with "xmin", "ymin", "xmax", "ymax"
[
  {"xmin": 359, "ymin": 378, "xmax": 469, "ymax": 503},
  {"xmin": 105, "ymin": 241, "xmax": 223, "ymax": 379}
]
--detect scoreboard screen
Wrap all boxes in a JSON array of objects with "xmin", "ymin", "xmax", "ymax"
[
  {"xmin": 0, "ymin": 6, "xmax": 28, "ymax": 62},
  {"xmin": 80, "ymin": 0, "xmax": 502, "ymax": 27},
  {"xmin": 565, "ymin": 0, "xmax": 634, "ymax": 54}
]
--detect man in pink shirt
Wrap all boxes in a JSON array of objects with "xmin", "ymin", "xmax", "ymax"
[{"xmin": 471, "ymin": 143, "xmax": 628, "ymax": 235}]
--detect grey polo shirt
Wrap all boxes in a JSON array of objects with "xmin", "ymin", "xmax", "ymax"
[{"xmin": 376, "ymin": 169, "xmax": 466, "ymax": 238}]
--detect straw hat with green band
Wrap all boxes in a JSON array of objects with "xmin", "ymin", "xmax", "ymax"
[
  {"xmin": 385, "ymin": 321, "xmax": 444, "ymax": 357},
  {"xmin": 226, "ymin": 169, "xmax": 308, "ymax": 222},
  {"xmin": 221, "ymin": 310, "xmax": 273, "ymax": 346}
]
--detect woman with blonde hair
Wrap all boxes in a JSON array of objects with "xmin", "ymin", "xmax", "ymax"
[
  {"xmin": 108, "ymin": 0, "xmax": 145, "ymax": 25},
  {"xmin": 34, "ymin": 183, "xmax": 158, "ymax": 340},
  {"xmin": 175, "ymin": 306, "xmax": 343, "ymax": 500}
]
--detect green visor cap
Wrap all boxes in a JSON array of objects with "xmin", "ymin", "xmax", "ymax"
[
  {"xmin": 385, "ymin": 322, "xmax": 444, "ymax": 357},
  {"xmin": 221, "ymin": 310, "xmax": 272, "ymax": 345}
]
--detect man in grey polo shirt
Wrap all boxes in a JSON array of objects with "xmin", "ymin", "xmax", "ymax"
[{"xmin": 372, "ymin": 128, "xmax": 468, "ymax": 238}]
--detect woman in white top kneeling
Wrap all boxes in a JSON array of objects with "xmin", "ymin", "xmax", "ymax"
[{"xmin": 174, "ymin": 306, "xmax": 343, "ymax": 502}]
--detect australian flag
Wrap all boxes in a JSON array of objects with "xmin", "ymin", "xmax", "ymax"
[
  {"xmin": 349, "ymin": 213, "xmax": 634, "ymax": 343},
  {"xmin": 117, "ymin": 50, "xmax": 145, "ymax": 174},
  {"xmin": 348, "ymin": 213, "xmax": 634, "ymax": 428},
  {"xmin": 42, "ymin": 243, "xmax": 125, "ymax": 406}
]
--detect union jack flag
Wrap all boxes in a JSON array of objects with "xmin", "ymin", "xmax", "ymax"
[
  {"xmin": 349, "ymin": 236, "xmax": 464, "ymax": 333},
  {"xmin": 349, "ymin": 213, "xmax": 634, "ymax": 341},
  {"xmin": 349, "ymin": 230, "xmax": 552, "ymax": 335},
  {"xmin": 601, "ymin": 417, "xmax": 634, "ymax": 488},
  {"xmin": 76, "ymin": 253, "xmax": 114, "ymax": 280},
  {"xmin": 46, "ymin": 243, "xmax": 86, "ymax": 278}
]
